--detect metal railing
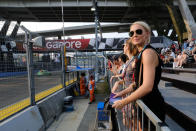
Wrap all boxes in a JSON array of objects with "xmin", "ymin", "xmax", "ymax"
[{"xmin": 108, "ymin": 71, "xmax": 170, "ymax": 131}]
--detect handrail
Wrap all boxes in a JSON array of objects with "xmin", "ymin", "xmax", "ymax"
[
  {"xmin": 136, "ymin": 100, "xmax": 170, "ymax": 131},
  {"xmin": 108, "ymin": 70, "xmax": 170, "ymax": 131}
]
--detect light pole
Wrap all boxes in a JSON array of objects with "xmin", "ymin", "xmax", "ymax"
[{"xmin": 91, "ymin": 0, "xmax": 99, "ymax": 81}]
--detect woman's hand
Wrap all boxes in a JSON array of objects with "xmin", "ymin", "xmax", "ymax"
[
  {"xmin": 112, "ymin": 100, "xmax": 124, "ymax": 109},
  {"xmin": 113, "ymin": 92, "xmax": 121, "ymax": 98}
]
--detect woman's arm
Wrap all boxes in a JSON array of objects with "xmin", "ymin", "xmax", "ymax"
[
  {"xmin": 111, "ymin": 63, "xmax": 119, "ymax": 75},
  {"xmin": 111, "ymin": 80, "xmax": 124, "ymax": 93},
  {"xmin": 110, "ymin": 73, "xmax": 123, "ymax": 83},
  {"xmin": 112, "ymin": 49, "xmax": 158, "ymax": 109},
  {"xmin": 113, "ymin": 82, "xmax": 135, "ymax": 97}
]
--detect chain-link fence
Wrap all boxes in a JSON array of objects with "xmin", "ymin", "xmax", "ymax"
[
  {"xmin": 70, "ymin": 51, "xmax": 106, "ymax": 76},
  {"xmin": 0, "ymin": 19, "xmax": 30, "ymax": 121},
  {"xmin": 0, "ymin": 18, "xmax": 106, "ymax": 122},
  {"xmin": 0, "ymin": 19, "xmax": 79, "ymax": 121}
]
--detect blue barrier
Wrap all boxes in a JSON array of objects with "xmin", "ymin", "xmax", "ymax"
[
  {"xmin": 0, "ymin": 70, "xmax": 39, "ymax": 78},
  {"xmin": 0, "ymin": 71, "xmax": 27, "ymax": 78}
]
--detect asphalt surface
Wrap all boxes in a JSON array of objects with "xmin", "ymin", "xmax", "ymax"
[{"xmin": 0, "ymin": 72, "xmax": 72, "ymax": 108}]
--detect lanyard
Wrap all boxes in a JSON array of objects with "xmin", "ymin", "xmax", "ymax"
[{"xmin": 137, "ymin": 45, "xmax": 148, "ymax": 59}]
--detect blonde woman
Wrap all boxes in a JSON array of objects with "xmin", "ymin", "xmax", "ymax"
[{"xmin": 112, "ymin": 21, "xmax": 165, "ymax": 129}]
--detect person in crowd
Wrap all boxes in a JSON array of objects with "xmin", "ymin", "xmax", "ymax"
[
  {"xmin": 110, "ymin": 53, "xmax": 128, "ymax": 92},
  {"xmin": 162, "ymin": 50, "xmax": 170, "ymax": 64},
  {"xmin": 161, "ymin": 47, "xmax": 166, "ymax": 55},
  {"xmin": 107, "ymin": 59, "xmax": 113, "ymax": 71},
  {"xmin": 182, "ymin": 40, "xmax": 189, "ymax": 51},
  {"xmin": 110, "ymin": 55, "xmax": 121, "ymax": 75},
  {"xmin": 88, "ymin": 75, "xmax": 95, "ymax": 104},
  {"xmin": 112, "ymin": 39, "xmax": 138, "ymax": 127},
  {"xmin": 163, "ymin": 49, "xmax": 176, "ymax": 64},
  {"xmin": 111, "ymin": 40, "xmax": 138, "ymax": 94},
  {"xmin": 80, "ymin": 72, "xmax": 86, "ymax": 95},
  {"xmin": 192, "ymin": 44, "xmax": 196, "ymax": 62},
  {"xmin": 173, "ymin": 51, "xmax": 182, "ymax": 68},
  {"xmin": 185, "ymin": 42, "xmax": 194, "ymax": 58},
  {"xmin": 177, "ymin": 50, "xmax": 188, "ymax": 68},
  {"xmin": 112, "ymin": 21, "xmax": 166, "ymax": 129}
]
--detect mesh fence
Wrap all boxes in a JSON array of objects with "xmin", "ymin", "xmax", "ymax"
[
  {"xmin": 0, "ymin": 19, "xmax": 78, "ymax": 121},
  {"xmin": 33, "ymin": 49, "xmax": 63, "ymax": 101},
  {"xmin": 0, "ymin": 18, "xmax": 105, "ymax": 121},
  {"xmin": 0, "ymin": 19, "xmax": 30, "ymax": 121},
  {"xmin": 70, "ymin": 51, "xmax": 105, "ymax": 75}
]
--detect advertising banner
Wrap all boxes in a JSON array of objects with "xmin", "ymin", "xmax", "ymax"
[{"xmin": 13, "ymin": 38, "xmax": 127, "ymax": 52}]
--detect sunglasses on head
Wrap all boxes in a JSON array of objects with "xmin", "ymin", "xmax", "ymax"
[{"xmin": 129, "ymin": 29, "xmax": 143, "ymax": 37}]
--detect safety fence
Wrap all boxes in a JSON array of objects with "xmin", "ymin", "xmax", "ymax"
[
  {"xmin": 0, "ymin": 19, "xmax": 87, "ymax": 122},
  {"xmin": 108, "ymin": 72, "xmax": 170, "ymax": 131},
  {"xmin": 0, "ymin": 71, "xmax": 77, "ymax": 121},
  {"xmin": 0, "ymin": 17, "xmax": 108, "ymax": 122}
]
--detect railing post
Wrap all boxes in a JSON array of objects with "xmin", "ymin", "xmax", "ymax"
[
  {"xmin": 61, "ymin": 45, "xmax": 66, "ymax": 94},
  {"xmin": 25, "ymin": 32, "xmax": 35, "ymax": 106}
]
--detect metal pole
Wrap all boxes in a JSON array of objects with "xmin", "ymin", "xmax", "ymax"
[
  {"xmin": 103, "ymin": 51, "xmax": 107, "ymax": 77},
  {"xmin": 95, "ymin": 2, "xmax": 98, "ymax": 81},
  {"xmin": 25, "ymin": 32, "xmax": 35, "ymax": 106},
  {"xmin": 76, "ymin": 51, "xmax": 78, "ymax": 67},
  {"xmin": 61, "ymin": 46, "xmax": 66, "ymax": 94},
  {"xmin": 91, "ymin": 56, "xmax": 92, "ymax": 67},
  {"xmin": 84, "ymin": 53, "xmax": 85, "ymax": 68},
  {"xmin": 87, "ymin": 52, "xmax": 89, "ymax": 68}
]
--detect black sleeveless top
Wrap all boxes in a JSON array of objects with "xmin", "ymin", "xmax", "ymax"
[{"xmin": 134, "ymin": 44, "xmax": 165, "ymax": 121}]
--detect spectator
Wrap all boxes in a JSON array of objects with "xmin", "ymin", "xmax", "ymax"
[
  {"xmin": 173, "ymin": 52, "xmax": 181, "ymax": 68},
  {"xmin": 112, "ymin": 21, "xmax": 166, "ymax": 129},
  {"xmin": 112, "ymin": 39, "xmax": 138, "ymax": 127},
  {"xmin": 192, "ymin": 44, "xmax": 196, "ymax": 62},
  {"xmin": 161, "ymin": 47, "xmax": 166, "ymax": 55},
  {"xmin": 80, "ymin": 72, "xmax": 86, "ymax": 95},
  {"xmin": 182, "ymin": 40, "xmax": 188, "ymax": 50},
  {"xmin": 110, "ymin": 53, "xmax": 128, "ymax": 83},
  {"xmin": 88, "ymin": 75, "xmax": 95, "ymax": 104},
  {"xmin": 177, "ymin": 51, "xmax": 188, "ymax": 68},
  {"xmin": 110, "ymin": 55, "xmax": 121, "ymax": 75},
  {"xmin": 111, "ymin": 41, "xmax": 137, "ymax": 93},
  {"xmin": 163, "ymin": 49, "xmax": 176, "ymax": 64}
]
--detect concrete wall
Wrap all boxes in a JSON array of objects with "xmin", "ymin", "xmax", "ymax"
[
  {"xmin": 0, "ymin": 106, "xmax": 44, "ymax": 131},
  {"xmin": 37, "ymin": 89, "xmax": 65, "ymax": 128}
]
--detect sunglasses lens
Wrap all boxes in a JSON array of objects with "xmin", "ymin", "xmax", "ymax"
[
  {"xmin": 129, "ymin": 31, "xmax": 134, "ymax": 37},
  {"xmin": 136, "ymin": 29, "xmax": 142, "ymax": 35},
  {"xmin": 129, "ymin": 29, "xmax": 143, "ymax": 37}
]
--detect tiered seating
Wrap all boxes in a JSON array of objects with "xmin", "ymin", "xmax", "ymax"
[{"xmin": 160, "ymin": 67, "xmax": 196, "ymax": 129}]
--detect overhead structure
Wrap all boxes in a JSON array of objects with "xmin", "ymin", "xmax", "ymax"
[
  {"xmin": 0, "ymin": 0, "xmax": 196, "ymax": 41},
  {"xmin": 177, "ymin": 0, "xmax": 196, "ymax": 41},
  {"xmin": 15, "ymin": 23, "xmax": 131, "ymax": 40}
]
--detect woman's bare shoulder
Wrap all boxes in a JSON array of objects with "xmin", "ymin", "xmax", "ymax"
[
  {"xmin": 142, "ymin": 48, "xmax": 157, "ymax": 58},
  {"xmin": 142, "ymin": 48, "xmax": 158, "ymax": 65}
]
